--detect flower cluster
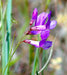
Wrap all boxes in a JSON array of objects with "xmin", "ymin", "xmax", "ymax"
[{"xmin": 23, "ymin": 8, "xmax": 57, "ymax": 50}]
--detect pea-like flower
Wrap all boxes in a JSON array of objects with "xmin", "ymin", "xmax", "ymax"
[
  {"xmin": 23, "ymin": 39, "xmax": 52, "ymax": 50},
  {"xmin": 27, "ymin": 8, "xmax": 57, "ymax": 37},
  {"xmin": 24, "ymin": 8, "xmax": 57, "ymax": 50}
]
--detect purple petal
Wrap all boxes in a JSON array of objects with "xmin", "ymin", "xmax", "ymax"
[
  {"xmin": 32, "ymin": 8, "xmax": 38, "ymax": 20},
  {"xmin": 50, "ymin": 20, "xmax": 57, "ymax": 29},
  {"xmin": 39, "ymin": 40, "xmax": 52, "ymax": 50},
  {"xmin": 35, "ymin": 12, "xmax": 48, "ymax": 26},
  {"xmin": 30, "ymin": 31, "xmax": 41, "ymax": 35},
  {"xmin": 30, "ymin": 8, "xmax": 38, "ymax": 25},
  {"xmin": 30, "ymin": 25, "xmax": 46, "ymax": 31},
  {"xmin": 40, "ymin": 29, "xmax": 50, "ymax": 40},
  {"xmin": 46, "ymin": 11, "xmax": 52, "ymax": 29}
]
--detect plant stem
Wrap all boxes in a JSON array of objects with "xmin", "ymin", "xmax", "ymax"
[
  {"xmin": 38, "ymin": 48, "xmax": 53, "ymax": 74},
  {"xmin": 42, "ymin": 50, "xmax": 48, "ymax": 75},
  {"xmin": 35, "ymin": 36, "xmax": 57, "ymax": 75},
  {"xmin": 6, "ymin": 0, "xmax": 12, "ymax": 73},
  {"xmin": 1, "ymin": 0, "xmax": 5, "ymax": 75},
  {"xmin": 32, "ymin": 35, "xmax": 40, "ymax": 75},
  {"xmin": 29, "ymin": 36, "xmax": 34, "ymax": 65},
  {"xmin": 2, "ymin": 0, "xmax": 12, "ymax": 75}
]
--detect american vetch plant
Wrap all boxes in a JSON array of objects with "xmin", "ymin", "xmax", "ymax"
[
  {"xmin": 1, "ymin": 1, "xmax": 57, "ymax": 74},
  {"xmin": 23, "ymin": 8, "xmax": 57, "ymax": 50}
]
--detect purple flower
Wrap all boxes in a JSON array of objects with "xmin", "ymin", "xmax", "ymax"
[
  {"xmin": 24, "ymin": 8, "xmax": 57, "ymax": 50},
  {"xmin": 28, "ymin": 12, "xmax": 48, "ymax": 35},
  {"xmin": 28, "ymin": 10, "xmax": 57, "ymax": 35},
  {"xmin": 23, "ymin": 39, "xmax": 52, "ymax": 50}
]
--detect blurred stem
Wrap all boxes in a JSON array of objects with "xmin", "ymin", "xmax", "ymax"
[
  {"xmin": 41, "ymin": 50, "xmax": 48, "ymax": 75},
  {"xmin": 29, "ymin": 36, "xmax": 34, "ymax": 65},
  {"xmin": 17, "ymin": 0, "xmax": 30, "ymax": 41},
  {"xmin": 2, "ymin": 0, "xmax": 12, "ymax": 75},
  {"xmin": 1, "ymin": 0, "xmax": 5, "ymax": 75},
  {"xmin": 37, "ymin": 36, "xmax": 57, "ymax": 75},
  {"xmin": 43, "ymin": 0, "xmax": 51, "ymax": 11},
  {"xmin": 32, "ymin": 48, "xmax": 39, "ymax": 75},
  {"xmin": 6, "ymin": 0, "xmax": 12, "ymax": 74},
  {"xmin": 32, "ymin": 35, "xmax": 39, "ymax": 75},
  {"xmin": 38, "ymin": 46, "xmax": 53, "ymax": 75},
  {"xmin": 3, "ymin": 35, "xmax": 28, "ymax": 75},
  {"xmin": 3, "ymin": 42, "xmax": 20, "ymax": 75}
]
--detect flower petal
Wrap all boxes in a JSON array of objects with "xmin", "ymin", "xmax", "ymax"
[
  {"xmin": 40, "ymin": 29, "xmax": 50, "ymax": 40},
  {"xmin": 30, "ymin": 8, "xmax": 38, "ymax": 25},
  {"xmin": 32, "ymin": 8, "xmax": 38, "ymax": 20},
  {"xmin": 35, "ymin": 12, "xmax": 48, "ymax": 26},
  {"xmin": 23, "ymin": 39, "xmax": 39, "ymax": 47},
  {"xmin": 30, "ymin": 25, "xmax": 46, "ymax": 31},
  {"xmin": 39, "ymin": 40, "xmax": 52, "ymax": 50},
  {"xmin": 50, "ymin": 20, "xmax": 57, "ymax": 29},
  {"xmin": 30, "ymin": 40, "xmax": 39, "ymax": 47},
  {"xmin": 29, "ymin": 31, "xmax": 41, "ymax": 35},
  {"xmin": 46, "ymin": 11, "xmax": 52, "ymax": 29}
]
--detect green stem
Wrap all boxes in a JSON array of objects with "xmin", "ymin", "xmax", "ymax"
[
  {"xmin": 35, "ymin": 36, "xmax": 57, "ymax": 75},
  {"xmin": 1, "ymin": 0, "xmax": 5, "ymax": 75},
  {"xmin": 2, "ymin": 0, "xmax": 12, "ymax": 75},
  {"xmin": 38, "ymin": 48, "xmax": 53, "ymax": 74},
  {"xmin": 3, "ymin": 35, "xmax": 28, "ymax": 75},
  {"xmin": 29, "ymin": 36, "xmax": 34, "ymax": 65},
  {"xmin": 3, "ymin": 42, "xmax": 20, "ymax": 75},
  {"xmin": 32, "ymin": 35, "xmax": 40, "ymax": 75},
  {"xmin": 42, "ymin": 50, "xmax": 48, "ymax": 75},
  {"xmin": 32, "ymin": 48, "xmax": 39, "ymax": 75}
]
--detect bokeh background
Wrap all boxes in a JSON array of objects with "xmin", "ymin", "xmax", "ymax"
[{"xmin": 0, "ymin": 0, "xmax": 67, "ymax": 75}]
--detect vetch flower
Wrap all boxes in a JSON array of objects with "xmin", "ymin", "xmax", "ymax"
[
  {"xmin": 28, "ymin": 9, "xmax": 57, "ymax": 35},
  {"xmin": 25, "ymin": 8, "xmax": 57, "ymax": 50},
  {"xmin": 23, "ymin": 39, "xmax": 52, "ymax": 50}
]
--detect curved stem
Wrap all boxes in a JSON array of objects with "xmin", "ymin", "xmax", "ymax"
[
  {"xmin": 38, "ymin": 47, "xmax": 53, "ymax": 74},
  {"xmin": 35, "ymin": 36, "xmax": 57, "ymax": 75}
]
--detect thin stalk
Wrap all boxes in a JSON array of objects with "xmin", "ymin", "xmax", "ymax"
[
  {"xmin": 3, "ymin": 42, "xmax": 20, "ymax": 75},
  {"xmin": 9, "ymin": 33, "xmax": 15, "ymax": 57},
  {"xmin": 29, "ymin": 36, "xmax": 34, "ymax": 65},
  {"xmin": 1, "ymin": 0, "xmax": 5, "ymax": 75},
  {"xmin": 38, "ymin": 47, "xmax": 53, "ymax": 74},
  {"xmin": 3, "ymin": 0, "xmax": 12, "ymax": 75},
  {"xmin": 32, "ymin": 35, "xmax": 40, "ymax": 75},
  {"xmin": 41, "ymin": 50, "xmax": 48, "ymax": 75},
  {"xmin": 32, "ymin": 48, "xmax": 39, "ymax": 75},
  {"xmin": 6, "ymin": 0, "xmax": 12, "ymax": 49}
]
